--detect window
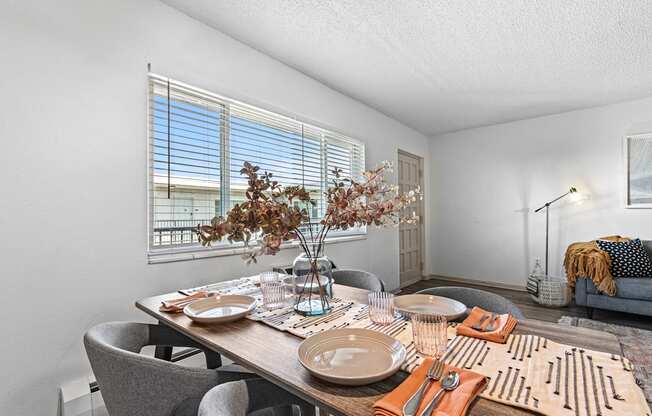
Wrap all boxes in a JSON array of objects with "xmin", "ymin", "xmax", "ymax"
[{"xmin": 148, "ymin": 74, "xmax": 366, "ymax": 258}]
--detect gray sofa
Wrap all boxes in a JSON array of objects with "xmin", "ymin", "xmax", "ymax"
[{"xmin": 575, "ymin": 239, "xmax": 652, "ymax": 318}]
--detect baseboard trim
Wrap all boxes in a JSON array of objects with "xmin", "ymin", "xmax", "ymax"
[{"xmin": 425, "ymin": 274, "xmax": 527, "ymax": 292}]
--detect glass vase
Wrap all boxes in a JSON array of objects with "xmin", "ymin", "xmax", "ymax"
[{"xmin": 292, "ymin": 245, "xmax": 333, "ymax": 316}]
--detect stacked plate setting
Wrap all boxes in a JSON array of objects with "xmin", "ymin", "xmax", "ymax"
[
  {"xmin": 183, "ymin": 295, "xmax": 258, "ymax": 324},
  {"xmin": 298, "ymin": 328, "xmax": 407, "ymax": 386}
]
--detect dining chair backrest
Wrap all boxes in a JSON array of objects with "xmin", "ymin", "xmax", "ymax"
[
  {"xmin": 416, "ymin": 286, "xmax": 525, "ymax": 319},
  {"xmin": 198, "ymin": 378, "xmax": 313, "ymax": 416},
  {"xmin": 84, "ymin": 322, "xmax": 221, "ymax": 416},
  {"xmin": 332, "ymin": 269, "xmax": 385, "ymax": 292}
]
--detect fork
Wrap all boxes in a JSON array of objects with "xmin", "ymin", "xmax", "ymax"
[{"xmin": 402, "ymin": 360, "xmax": 444, "ymax": 416}]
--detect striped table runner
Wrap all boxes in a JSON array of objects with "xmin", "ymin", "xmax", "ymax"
[{"xmin": 204, "ymin": 278, "xmax": 651, "ymax": 416}]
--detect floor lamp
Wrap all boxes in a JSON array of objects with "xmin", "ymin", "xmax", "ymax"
[{"xmin": 534, "ymin": 187, "xmax": 578, "ymax": 275}]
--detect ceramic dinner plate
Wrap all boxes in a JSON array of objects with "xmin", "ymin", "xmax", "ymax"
[
  {"xmin": 297, "ymin": 328, "xmax": 406, "ymax": 386},
  {"xmin": 183, "ymin": 295, "xmax": 257, "ymax": 324},
  {"xmin": 393, "ymin": 294, "xmax": 467, "ymax": 320}
]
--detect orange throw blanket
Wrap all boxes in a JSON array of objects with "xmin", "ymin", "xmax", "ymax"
[{"xmin": 563, "ymin": 235, "xmax": 629, "ymax": 296}]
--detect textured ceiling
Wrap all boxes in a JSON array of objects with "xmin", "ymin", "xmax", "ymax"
[{"xmin": 161, "ymin": 0, "xmax": 652, "ymax": 135}]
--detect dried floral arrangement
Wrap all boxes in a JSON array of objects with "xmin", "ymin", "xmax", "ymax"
[{"xmin": 195, "ymin": 160, "xmax": 421, "ymax": 263}]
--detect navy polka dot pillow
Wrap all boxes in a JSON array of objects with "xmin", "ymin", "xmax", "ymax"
[{"xmin": 596, "ymin": 239, "xmax": 652, "ymax": 278}]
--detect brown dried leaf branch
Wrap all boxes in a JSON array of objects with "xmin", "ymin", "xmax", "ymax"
[{"xmin": 196, "ymin": 160, "xmax": 420, "ymax": 263}]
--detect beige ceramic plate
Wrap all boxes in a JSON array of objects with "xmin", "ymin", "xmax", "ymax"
[
  {"xmin": 393, "ymin": 294, "xmax": 467, "ymax": 320},
  {"xmin": 183, "ymin": 295, "xmax": 257, "ymax": 324},
  {"xmin": 298, "ymin": 328, "xmax": 406, "ymax": 386}
]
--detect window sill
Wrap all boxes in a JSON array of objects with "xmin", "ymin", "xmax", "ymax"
[{"xmin": 147, "ymin": 233, "xmax": 368, "ymax": 265}]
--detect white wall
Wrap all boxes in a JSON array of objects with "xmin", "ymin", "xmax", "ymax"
[
  {"xmin": 429, "ymin": 97, "xmax": 652, "ymax": 288},
  {"xmin": 0, "ymin": 1, "xmax": 430, "ymax": 414}
]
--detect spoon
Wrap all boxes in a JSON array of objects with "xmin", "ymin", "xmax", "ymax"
[{"xmin": 420, "ymin": 371, "xmax": 461, "ymax": 416}]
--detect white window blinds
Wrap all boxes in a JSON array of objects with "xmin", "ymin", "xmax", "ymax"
[{"xmin": 148, "ymin": 74, "xmax": 365, "ymax": 254}]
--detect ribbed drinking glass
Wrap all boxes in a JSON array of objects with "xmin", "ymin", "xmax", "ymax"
[
  {"xmin": 411, "ymin": 314, "xmax": 447, "ymax": 357},
  {"xmin": 260, "ymin": 271, "xmax": 286, "ymax": 310},
  {"xmin": 368, "ymin": 292, "xmax": 395, "ymax": 325}
]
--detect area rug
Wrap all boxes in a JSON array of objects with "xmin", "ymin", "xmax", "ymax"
[{"xmin": 559, "ymin": 316, "xmax": 652, "ymax": 403}]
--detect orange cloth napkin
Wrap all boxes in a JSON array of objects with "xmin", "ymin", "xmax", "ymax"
[
  {"xmin": 456, "ymin": 307, "xmax": 518, "ymax": 344},
  {"xmin": 374, "ymin": 358, "xmax": 487, "ymax": 416},
  {"xmin": 159, "ymin": 291, "xmax": 212, "ymax": 313}
]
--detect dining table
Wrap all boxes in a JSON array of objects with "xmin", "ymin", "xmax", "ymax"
[{"xmin": 136, "ymin": 283, "xmax": 622, "ymax": 416}]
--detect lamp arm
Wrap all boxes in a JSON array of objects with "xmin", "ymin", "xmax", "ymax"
[{"xmin": 534, "ymin": 191, "xmax": 572, "ymax": 213}]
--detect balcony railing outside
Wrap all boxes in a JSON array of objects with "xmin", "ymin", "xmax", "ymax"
[
  {"xmin": 152, "ymin": 218, "xmax": 365, "ymax": 248},
  {"xmin": 152, "ymin": 219, "xmax": 213, "ymax": 247}
]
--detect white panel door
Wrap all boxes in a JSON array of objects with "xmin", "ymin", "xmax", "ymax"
[{"xmin": 398, "ymin": 151, "xmax": 423, "ymax": 287}]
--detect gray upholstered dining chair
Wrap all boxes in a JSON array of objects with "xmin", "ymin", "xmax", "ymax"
[
  {"xmin": 416, "ymin": 286, "xmax": 525, "ymax": 319},
  {"xmin": 84, "ymin": 322, "xmax": 311, "ymax": 416},
  {"xmin": 332, "ymin": 269, "xmax": 385, "ymax": 292},
  {"xmin": 198, "ymin": 379, "xmax": 314, "ymax": 416}
]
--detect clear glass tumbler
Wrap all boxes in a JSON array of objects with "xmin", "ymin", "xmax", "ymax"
[
  {"xmin": 260, "ymin": 271, "xmax": 286, "ymax": 310},
  {"xmin": 411, "ymin": 313, "xmax": 447, "ymax": 357},
  {"xmin": 368, "ymin": 292, "xmax": 395, "ymax": 325}
]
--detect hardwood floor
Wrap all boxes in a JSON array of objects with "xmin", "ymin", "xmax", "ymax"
[{"xmin": 403, "ymin": 277, "xmax": 652, "ymax": 331}]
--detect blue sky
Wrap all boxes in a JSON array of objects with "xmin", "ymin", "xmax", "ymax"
[{"xmin": 151, "ymin": 93, "xmax": 356, "ymax": 222}]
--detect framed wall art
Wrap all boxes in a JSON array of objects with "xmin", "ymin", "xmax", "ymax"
[{"xmin": 625, "ymin": 133, "xmax": 652, "ymax": 208}]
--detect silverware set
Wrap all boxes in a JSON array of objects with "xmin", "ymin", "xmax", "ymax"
[
  {"xmin": 470, "ymin": 314, "xmax": 488, "ymax": 330},
  {"xmin": 167, "ymin": 298, "xmax": 202, "ymax": 309},
  {"xmin": 420, "ymin": 371, "xmax": 460, "ymax": 416},
  {"xmin": 402, "ymin": 359, "xmax": 460, "ymax": 416},
  {"xmin": 471, "ymin": 312, "xmax": 498, "ymax": 332},
  {"xmin": 485, "ymin": 313, "xmax": 498, "ymax": 331},
  {"xmin": 403, "ymin": 360, "xmax": 445, "ymax": 416},
  {"xmin": 164, "ymin": 293, "xmax": 216, "ymax": 309}
]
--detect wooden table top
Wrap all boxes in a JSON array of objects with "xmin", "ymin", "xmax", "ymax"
[{"xmin": 136, "ymin": 284, "xmax": 621, "ymax": 416}]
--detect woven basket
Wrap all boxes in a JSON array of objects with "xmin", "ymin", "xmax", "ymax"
[{"xmin": 528, "ymin": 275, "xmax": 571, "ymax": 307}]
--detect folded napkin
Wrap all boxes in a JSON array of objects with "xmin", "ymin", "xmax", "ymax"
[
  {"xmin": 159, "ymin": 291, "xmax": 212, "ymax": 313},
  {"xmin": 456, "ymin": 307, "xmax": 518, "ymax": 344},
  {"xmin": 374, "ymin": 358, "xmax": 487, "ymax": 416}
]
